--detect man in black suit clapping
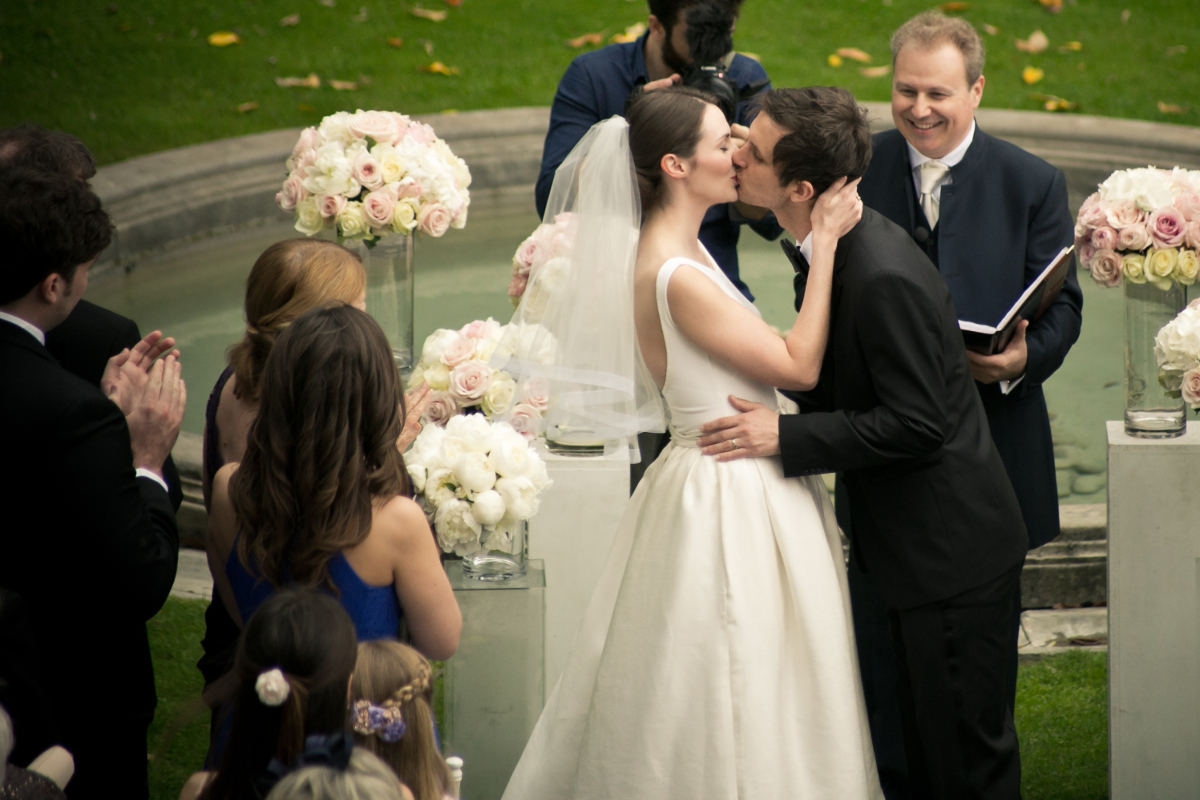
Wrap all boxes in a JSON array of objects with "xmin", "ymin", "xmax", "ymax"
[
  {"xmin": 0, "ymin": 168, "xmax": 185, "ymax": 799},
  {"xmin": 700, "ymin": 86, "xmax": 1027, "ymax": 799}
]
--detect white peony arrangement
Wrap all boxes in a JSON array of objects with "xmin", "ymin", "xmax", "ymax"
[
  {"xmin": 1075, "ymin": 167, "xmax": 1200, "ymax": 289},
  {"xmin": 406, "ymin": 415, "xmax": 552, "ymax": 556},
  {"xmin": 408, "ymin": 317, "xmax": 556, "ymax": 438},
  {"xmin": 1154, "ymin": 298, "xmax": 1200, "ymax": 409},
  {"xmin": 276, "ymin": 109, "xmax": 471, "ymax": 242},
  {"xmin": 507, "ymin": 212, "xmax": 576, "ymax": 309}
]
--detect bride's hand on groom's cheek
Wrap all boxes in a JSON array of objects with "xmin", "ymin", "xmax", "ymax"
[{"xmin": 698, "ymin": 396, "xmax": 781, "ymax": 462}]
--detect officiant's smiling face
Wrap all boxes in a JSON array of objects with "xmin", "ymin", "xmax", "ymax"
[{"xmin": 892, "ymin": 42, "xmax": 984, "ymax": 160}]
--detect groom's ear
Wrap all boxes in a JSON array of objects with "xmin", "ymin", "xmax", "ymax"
[{"xmin": 785, "ymin": 180, "xmax": 815, "ymax": 206}]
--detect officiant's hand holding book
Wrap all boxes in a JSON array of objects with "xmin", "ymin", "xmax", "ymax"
[{"xmin": 958, "ymin": 245, "xmax": 1075, "ymax": 356}]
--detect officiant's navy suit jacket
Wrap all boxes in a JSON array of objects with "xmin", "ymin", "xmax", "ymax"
[{"xmin": 858, "ymin": 126, "xmax": 1082, "ymax": 549}]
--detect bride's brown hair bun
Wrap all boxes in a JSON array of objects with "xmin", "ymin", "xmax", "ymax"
[{"xmin": 626, "ymin": 86, "xmax": 718, "ymax": 215}]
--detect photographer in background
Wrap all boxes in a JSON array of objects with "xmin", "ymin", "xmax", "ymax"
[{"xmin": 537, "ymin": 0, "xmax": 781, "ymax": 302}]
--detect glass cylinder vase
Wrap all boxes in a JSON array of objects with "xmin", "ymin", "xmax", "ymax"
[
  {"xmin": 338, "ymin": 234, "xmax": 416, "ymax": 379},
  {"xmin": 1124, "ymin": 280, "xmax": 1187, "ymax": 437},
  {"xmin": 462, "ymin": 520, "xmax": 527, "ymax": 582}
]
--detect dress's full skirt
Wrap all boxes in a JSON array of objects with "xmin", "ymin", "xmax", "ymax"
[{"xmin": 502, "ymin": 442, "xmax": 882, "ymax": 799}]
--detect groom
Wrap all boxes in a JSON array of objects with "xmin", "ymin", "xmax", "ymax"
[{"xmin": 700, "ymin": 86, "xmax": 1028, "ymax": 799}]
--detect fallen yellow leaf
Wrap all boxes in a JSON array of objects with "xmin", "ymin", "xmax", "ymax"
[
  {"xmin": 611, "ymin": 22, "xmax": 646, "ymax": 44},
  {"xmin": 237, "ymin": 101, "xmax": 259, "ymax": 113},
  {"xmin": 860, "ymin": 65, "xmax": 892, "ymax": 78},
  {"xmin": 207, "ymin": 31, "xmax": 240, "ymax": 46},
  {"xmin": 1036, "ymin": 0, "xmax": 1063, "ymax": 13},
  {"xmin": 566, "ymin": 32, "xmax": 605, "ymax": 48},
  {"xmin": 1057, "ymin": 41, "xmax": 1082, "ymax": 53},
  {"xmin": 329, "ymin": 79, "xmax": 357, "ymax": 90},
  {"xmin": 982, "ymin": 23, "xmax": 1000, "ymax": 35},
  {"xmin": 837, "ymin": 47, "xmax": 872, "ymax": 63},
  {"xmin": 444, "ymin": 0, "xmax": 462, "ymax": 6},
  {"xmin": 941, "ymin": 2, "xmax": 970, "ymax": 10},
  {"xmin": 275, "ymin": 73, "xmax": 321, "ymax": 88},
  {"xmin": 1015, "ymin": 30, "xmax": 1049, "ymax": 53},
  {"xmin": 1032, "ymin": 93, "xmax": 1077, "ymax": 111},
  {"xmin": 1157, "ymin": 101, "xmax": 1187, "ymax": 114},
  {"xmin": 280, "ymin": 13, "xmax": 300, "ymax": 26},
  {"xmin": 827, "ymin": 54, "xmax": 843, "ymax": 67},
  {"xmin": 388, "ymin": 36, "xmax": 403, "ymax": 47},
  {"xmin": 1121, "ymin": 9, "xmax": 1131, "ymax": 24},
  {"xmin": 409, "ymin": 5, "xmax": 447, "ymax": 21},
  {"xmin": 1022, "ymin": 66, "xmax": 1045, "ymax": 84},
  {"xmin": 419, "ymin": 61, "xmax": 460, "ymax": 76}
]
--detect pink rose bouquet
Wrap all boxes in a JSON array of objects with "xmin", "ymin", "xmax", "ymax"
[
  {"xmin": 508, "ymin": 213, "xmax": 577, "ymax": 307},
  {"xmin": 277, "ymin": 109, "xmax": 471, "ymax": 242},
  {"xmin": 1075, "ymin": 167, "xmax": 1200, "ymax": 289}
]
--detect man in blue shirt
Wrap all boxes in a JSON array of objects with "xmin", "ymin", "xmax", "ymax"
[{"xmin": 536, "ymin": 0, "xmax": 781, "ymax": 300}]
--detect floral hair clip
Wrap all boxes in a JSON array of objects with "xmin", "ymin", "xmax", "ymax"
[
  {"xmin": 352, "ymin": 699, "xmax": 407, "ymax": 743},
  {"xmin": 256, "ymin": 667, "xmax": 291, "ymax": 707}
]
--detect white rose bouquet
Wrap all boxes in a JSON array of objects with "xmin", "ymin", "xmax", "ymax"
[
  {"xmin": 1154, "ymin": 298, "xmax": 1200, "ymax": 409},
  {"xmin": 408, "ymin": 317, "xmax": 556, "ymax": 435},
  {"xmin": 277, "ymin": 109, "xmax": 472, "ymax": 242},
  {"xmin": 507, "ymin": 212, "xmax": 576, "ymax": 314},
  {"xmin": 406, "ymin": 416, "xmax": 552, "ymax": 556},
  {"xmin": 1074, "ymin": 167, "xmax": 1200, "ymax": 290}
]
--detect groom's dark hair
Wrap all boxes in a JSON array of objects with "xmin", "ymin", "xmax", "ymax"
[{"xmin": 759, "ymin": 87, "xmax": 872, "ymax": 197}]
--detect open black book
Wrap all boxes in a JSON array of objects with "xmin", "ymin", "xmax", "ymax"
[{"xmin": 959, "ymin": 245, "xmax": 1075, "ymax": 355}]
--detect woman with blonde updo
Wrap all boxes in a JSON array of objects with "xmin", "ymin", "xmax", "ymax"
[{"xmin": 348, "ymin": 641, "xmax": 456, "ymax": 800}]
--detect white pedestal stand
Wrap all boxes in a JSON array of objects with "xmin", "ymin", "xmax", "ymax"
[
  {"xmin": 1107, "ymin": 421, "xmax": 1200, "ymax": 798},
  {"xmin": 527, "ymin": 447, "xmax": 632, "ymax": 700}
]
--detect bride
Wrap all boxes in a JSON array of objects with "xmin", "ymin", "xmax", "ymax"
[{"xmin": 498, "ymin": 86, "xmax": 882, "ymax": 799}]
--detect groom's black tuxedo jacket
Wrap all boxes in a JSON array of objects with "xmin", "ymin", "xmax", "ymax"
[
  {"xmin": 859, "ymin": 127, "xmax": 1081, "ymax": 549},
  {"xmin": 780, "ymin": 208, "xmax": 1028, "ymax": 610},
  {"xmin": 0, "ymin": 320, "xmax": 179, "ymax": 742}
]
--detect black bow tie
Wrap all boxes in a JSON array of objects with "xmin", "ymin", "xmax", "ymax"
[{"xmin": 781, "ymin": 239, "xmax": 809, "ymax": 278}]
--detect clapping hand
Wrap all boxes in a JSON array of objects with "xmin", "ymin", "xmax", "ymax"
[
  {"xmin": 397, "ymin": 382, "xmax": 434, "ymax": 453},
  {"xmin": 126, "ymin": 355, "xmax": 187, "ymax": 476},
  {"xmin": 102, "ymin": 331, "xmax": 181, "ymax": 415},
  {"xmin": 810, "ymin": 177, "xmax": 863, "ymax": 241}
]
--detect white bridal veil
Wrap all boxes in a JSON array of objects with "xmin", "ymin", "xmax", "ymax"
[{"xmin": 491, "ymin": 116, "xmax": 666, "ymax": 460}]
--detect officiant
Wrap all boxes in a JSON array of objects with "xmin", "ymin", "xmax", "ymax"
[{"xmin": 854, "ymin": 11, "xmax": 1082, "ymax": 797}]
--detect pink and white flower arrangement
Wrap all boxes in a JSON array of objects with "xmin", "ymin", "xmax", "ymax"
[
  {"xmin": 278, "ymin": 109, "xmax": 471, "ymax": 242},
  {"xmin": 1154, "ymin": 298, "xmax": 1200, "ymax": 409},
  {"xmin": 408, "ymin": 318, "xmax": 557, "ymax": 433},
  {"xmin": 405, "ymin": 416, "xmax": 552, "ymax": 556},
  {"xmin": 508, "ymin": 213, "xmax": 577, "ymax": 308},
  {"xmin": 1075, "ymin": 167, "xmax": 1200, "ymax": 290}
]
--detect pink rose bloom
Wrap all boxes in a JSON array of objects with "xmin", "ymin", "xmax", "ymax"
[
  {"xmin": 421, "ymin": 391, "xmax": 460, "ymax": 426},
  {"xmin": 352, "ymin": 151, "xmax": 384, "ymax": 191},
  {"xmin": 440, "ymin": 335, "xmax": 476, "ymax": 368},
  {"xmin": 318, "ymin": 193, "xmax": 348, "ymax": 220},
  {"xmin": 1076, "ymin": 240, "xmax": 1096, "ymax": 269},
  {"xmin": 514, "ymin": 235, "xmax": 546, "ymax": 273},
  {"xmin": 406, "ymin": 123, "xmax": 437, "ymax": 146},
  {"xmin": 448, "ymin": 361, "xmax": 493, "ymax": 404},
  {"xmin": 507, "ymin": 272, "xmax": 528, "ymax": 299},
  {"xmin": 1074, "ymin": 193, "xmax": 1106, "ymax": 238},
  {"xmin": 289, "ymin": 128, "xmax": 320, "ymax": 166},
  {"xmin": 521, "ymin": 378, "xmax": 550, "ymax": 412},
  {"xmin": 276, "ymin": 173, "xmax": 306, "ymax": 212},
  {"xmin": 1185, "ymin": 221, "xmax": 1200, "ymax": 250},
  {"xmin": 417, "ymin": 202, "xmax": 452, "ymax": 237},
  {"xmin": 1149, "ymin": 206, "xmax": 1188, "ymax": 249},
  {"xmin": 1175, "ymin": 193, "xmax": 1200, "ymax": 223},
  {"xmin": 1090, "ymin": 226, "xmax": 1118, "ymax": 251},
  {"xmin": 350, "ymin": 111, "xmax": 402, "ymax": 145},
  {"xmin": 459, "ymin": 319, "xmax": 495, "ymax": 341},
  {"xmin": 507, "ymin": 404, "xmax": 542, "ymax": 439},
  {"xmin": 363, "ymin": 190, "xmax": 396, "ymax": 229},
  {"xmin": 1188, "ymin": 297, "xmax": 1200, "ymax": 311},
  {"xmin": 1116, "ymin": 224, "xmax": 1151, "ymax": 252},
  {"xmin": 1105, "ymin": 200, "xmax": 1146, "ymax": 230},
  {"xmin": 388, "ymin": 111, "xmax": 411, "ymax": 136},
  {"xmin": 1090, "ymin": 249, "xmax": 1123, "ymax": 288},
  {"xmin": 397, "ymin": 179, "xmax": 422, "ymax": 199},
  {"xmin": 1182, "ymin": 368, "xmax": 1200, "ymax": 408}
]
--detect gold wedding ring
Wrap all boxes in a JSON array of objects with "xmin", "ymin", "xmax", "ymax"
[{"xmin": 731, "ymin": 438, "xmax": 738, "ymax": 450}]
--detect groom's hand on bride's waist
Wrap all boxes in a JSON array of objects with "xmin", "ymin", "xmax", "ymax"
[{"xmin": 699, "ymin": 396, "xmax": 780, "ymax": 462}]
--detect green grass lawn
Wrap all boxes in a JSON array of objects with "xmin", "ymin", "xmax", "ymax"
[
  {"xmin": 1, "ymin": 0, "xmax": 1196, "ymax": 166},
  {"xmin": 147, "ymin": 596, "xmax": 1109, "ymax": 800}
]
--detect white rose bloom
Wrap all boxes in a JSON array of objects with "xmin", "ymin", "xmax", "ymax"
[
  {"xmin": 445, "ymin": 414, "xmax": 495, "ymax": 453},
  {"xmin": 434, "ymin": 499, "xmax": 482, "ymax": 556},
  {"xmin": 303, "ymin": 142, "xmax": 355, "ymax": 197},
  {"xmin": 424, "ymin": 467, "xmax": 458, "ymax": 508},
  {"xmin": 496, "ymin": 476, "xmax": 539, "ymax": 520},
  {"xmin": 409, "ymin": 423, "xmax": 446, "ymax": 466},
  {"xmin": 471, "ymin": 489, "xmax": 507, "ymax": 526},
  {"xmin": 498, "ymin": 322, "xmax": 558, "ymax": 365},
  {"xmin": 336, "ymin": 201, "xmax": 370, "ymax": 240},
  {"xmin": 406, "ymin": 365, "xmax": 427, "ymax": 390},
  {"xmin": 526, "ymin": 451, "xmax": 552, "ymax": 492},
  {"xmin": 393, "ymin": 198, "xmax": 419, "ymax": 233},
  {"xmin": 421, "ymin": 328, "xmax": 460, "ymax": 367},
  {"xmin": 453, "ymin": 451, "xmax": 497, "ymax": 494},
  {"xmin": 482, "ymin": 372, "xmax": 517, "ymax": 418},
  {"xmin": 407, "ymin": 463, "xmax": 427, "ymax": 494},
  {"xmin": 318, "ymin": 111, "xmax": 356, "ymax": 146},
  {"xmin": 474, "ymin": 337, "xmax": 499, "ymax": 363},
  {"xmin": 424, "ymin": 362, "xmax": 451, "ymax": 391},
  {"xmin": 437, "ymin": 436, "xmax": 467, "ymax": 470},
  {"xmin": 488, "ymin": 438, "xmax": 532, "ymax": 478},
  {"xmin": 294, "ymin": 197, "xmax": 324, "ymax": 236},
  {"xmin": 371, "ymin": 143, "xmax": 406, "ymax": 184}
]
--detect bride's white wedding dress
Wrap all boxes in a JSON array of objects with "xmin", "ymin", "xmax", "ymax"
[{"xmin": 502, "ymin": 250, "xmax": 883, "ymax": 799}]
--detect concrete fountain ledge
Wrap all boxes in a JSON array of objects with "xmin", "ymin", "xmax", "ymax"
[{"xmin": 91, "ymin": 103, "xmax": 1200, "ymax": 273}]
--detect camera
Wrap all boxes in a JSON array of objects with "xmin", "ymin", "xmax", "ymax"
[{"xmin": 680, "ymin": 1, "xmax": 768, "ymax": 123}]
